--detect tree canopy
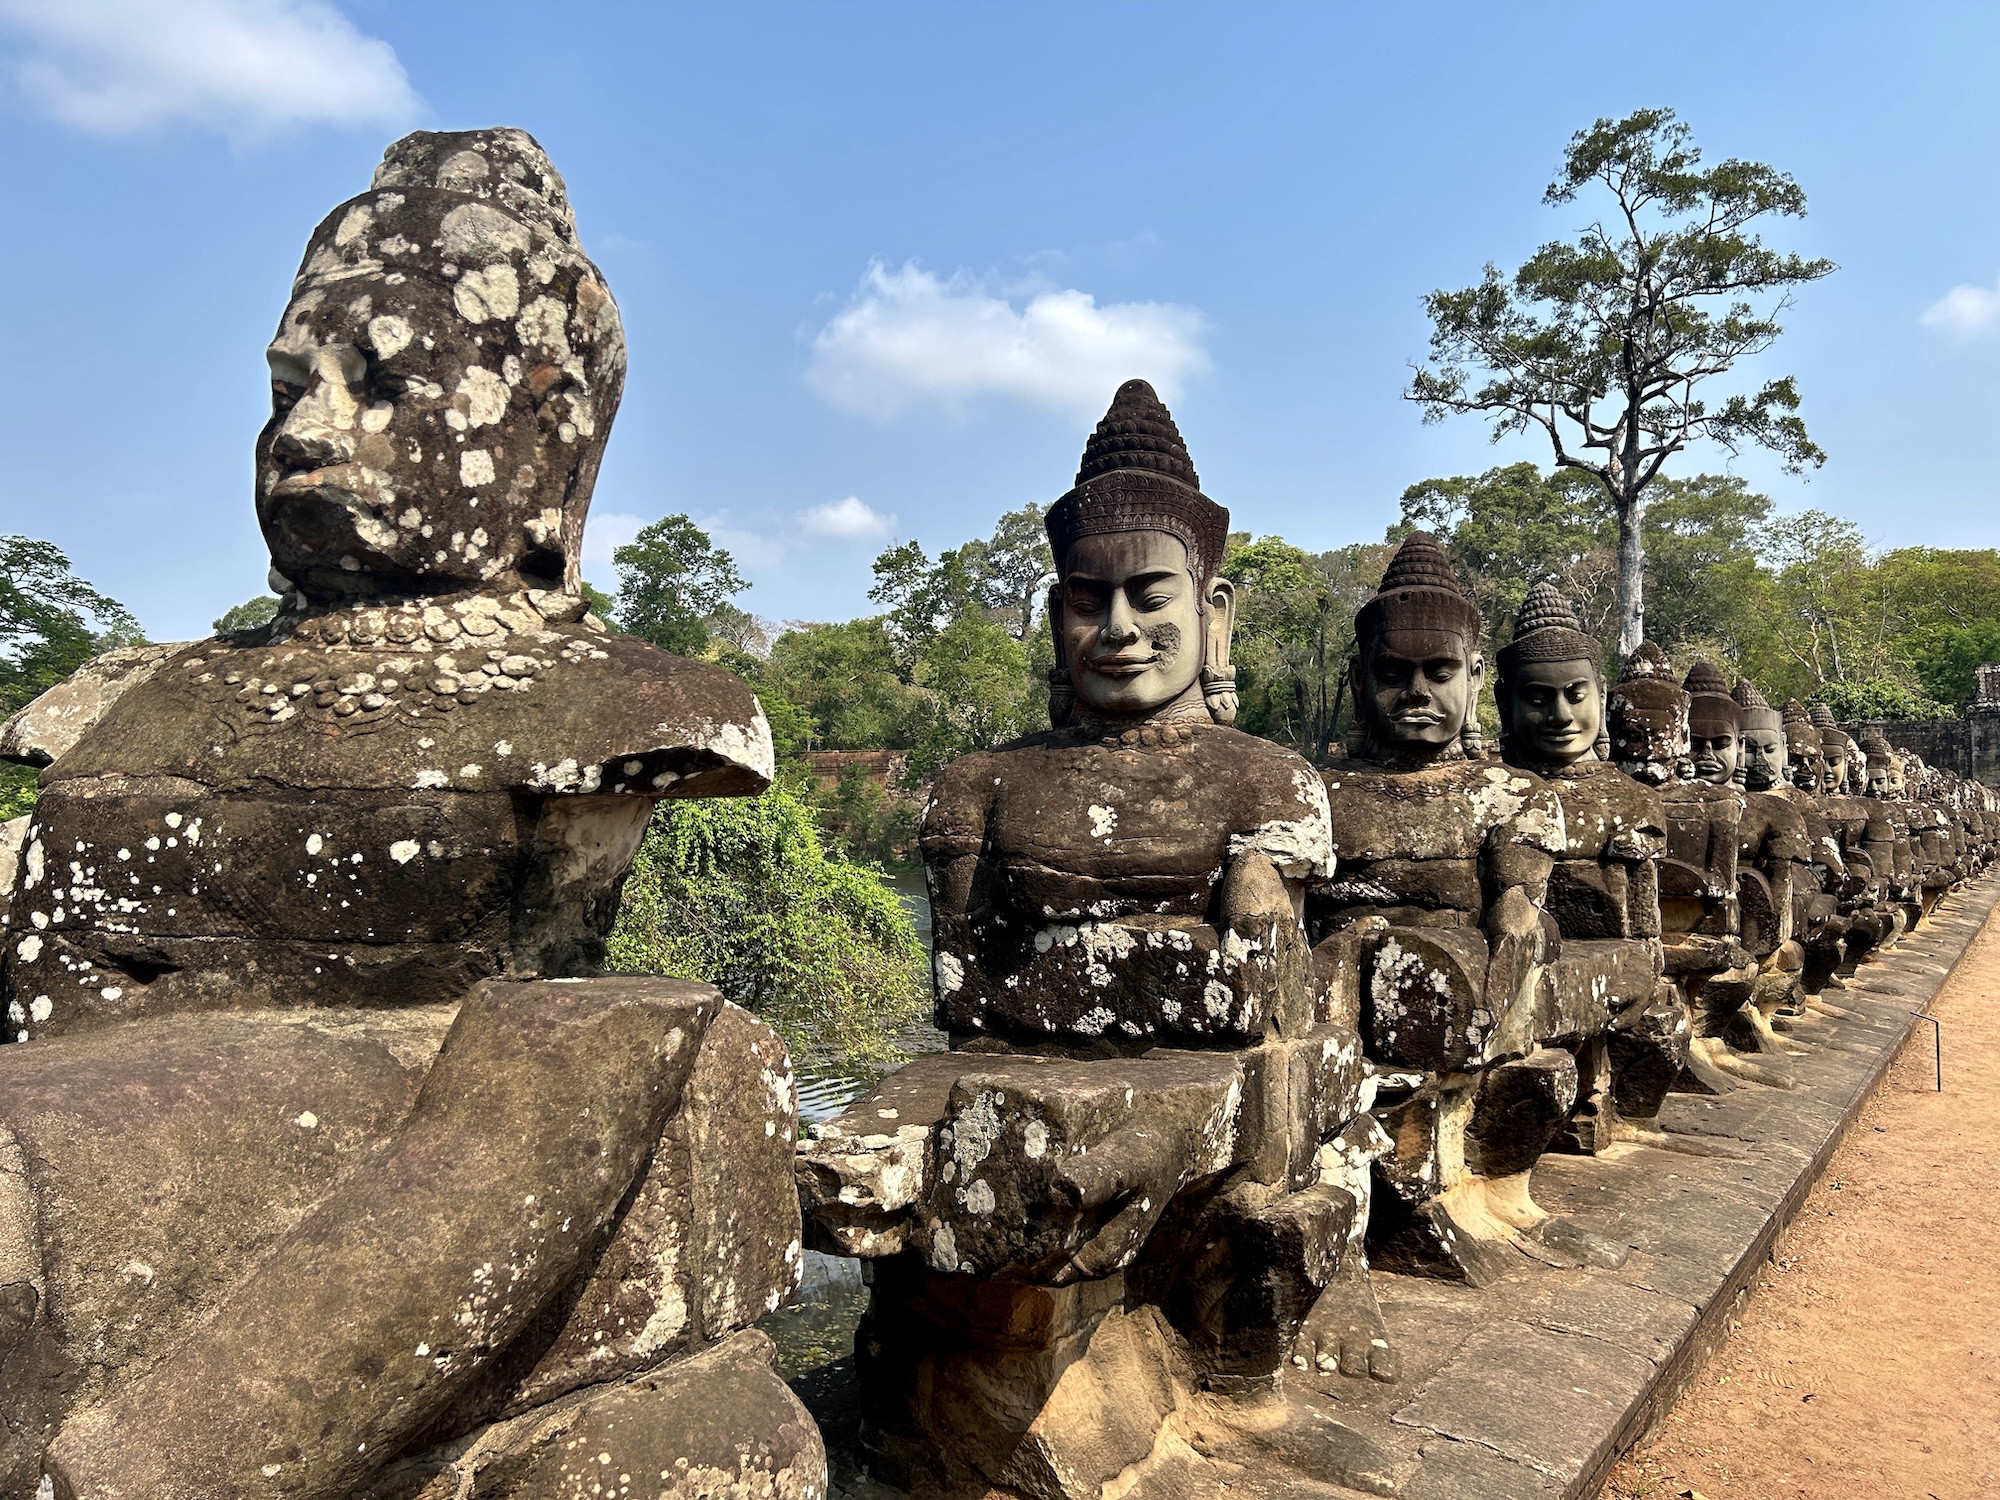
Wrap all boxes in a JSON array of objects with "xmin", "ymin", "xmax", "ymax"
[
  {"xmin": 612, "ymin": 513, "xmax": 750, "ymax": 656},
  {"xmin": 607, "ymin": 771, "xmax": 927, "ymax": 1068},
  {"xmin": 1409, "ymin": 107, "xmax": 1834, "ymax": 654}
]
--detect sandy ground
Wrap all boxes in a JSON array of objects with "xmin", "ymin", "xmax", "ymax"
[{"xmin": 1602, "ymin": 910, "xmax": 2000, "ymax": 1500}]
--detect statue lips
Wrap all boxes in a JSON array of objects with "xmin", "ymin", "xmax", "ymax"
[
  {"xmin": 261, "ymin": 467, "xmax": 402, "ymax": 568},
  {"xmin": 1086, "ymin": 653, "xmax": 1160, "ymax": 681}
]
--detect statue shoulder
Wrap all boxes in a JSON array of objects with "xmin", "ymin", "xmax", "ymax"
[
  {"xmin": 45, "ymin": 620, "xmax": 772, "ymax": 800},
  {"xmin": 0, "ymin": 642, "xmax": 191, "ymax": 769}
]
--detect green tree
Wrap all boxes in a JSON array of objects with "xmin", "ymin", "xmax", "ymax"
[
  {"xmin": 1, "ymin": 538, "xmax": 143, "ymax": 819},
  {"xmin": 1409, "ymin": 107, "xmax": 1835, "ymax": 655},
  {"xmin": 613, "ymin": 514, "xmax": 749, "ymax": 656},
  {"xmin": 954, "ymin": 503, "xmax": 1055, "ymax": 641},
  {"xmin": 1808, "ymin": 677, "xmax": 1954, "ymax": 723},
  {"xmin": 1758, "ymin": 510, "xmax": 1885, "ymax": 692},
  {"xmin": 1875, "ymin": 549, "xmax": 2000, "ymax": 704},
  {"xmin": 1395, "ymin": 463, "xmax": 1617, "ymax": 663},
  {"xmin": 213, "ymin": 594, "xmax": 281, "ymax": 635},
  {"xmin": 905, "ymin": 614, "xmax": 1038, "ymax": 776},
  {"xmin": 765, "ymin": 619, "xmax": 923, "ymax": 752},
  {"xmin": 868, "ymin": 540, "xmax": 980, "ymax": 670},
  {"xmin": 1641, "ymin": 474, "xmax": 1771, "ymax": 664},
  {"xmin": 607, "ymin": 772, "xmax": 928, "ymax": 1068},
  {"xmin": 1223, "ymin": 536, "xmax": 1388, "ymax": 761}
]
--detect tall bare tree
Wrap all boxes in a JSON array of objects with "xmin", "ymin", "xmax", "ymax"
[{"xmin": 1408, "ymin": 108, "xmax": 1835, "ymax": 655}]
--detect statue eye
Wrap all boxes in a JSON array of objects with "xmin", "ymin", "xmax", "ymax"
[{"xmin": 271, "ymin": 380, "xmax": 304, "ymax": 412}]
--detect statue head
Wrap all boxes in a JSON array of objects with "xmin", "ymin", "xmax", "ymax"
[
  {"xmin": 1348, "ymin": 533, "xmax": 1484, "ymax": 762},
  {"xmin": 1858, "ymin": 727, "xmax": 1898, "ymax": 798},
  {"xmin": 1044, "ymin": 380, "xmax": 1234, "ymax": 726},
  {"xmin": 1681, "ymin": 662, "xmax": 1741, "ymax": 788},
  {"xmin": 1781, "ymin": 700, "xmax": 1823, "ymax": 790},
  {"xmin": 1607, "ymin": 643, "xmax": 1690, "ymax": 786},
  {"xmin": 1495, "ymin": 581, "xmax": 1605, "ymax": 769},
  {"xmin": 1809, "ymin": 705, "xmax": 1853, "ymax": 793},
  {"xmin": 1731, "ymin": 678, "xmax": 1787, "ymax": 792},
  {"xmin": 258, "ymin": 129, "xmax": 626, "ymax": 605}
]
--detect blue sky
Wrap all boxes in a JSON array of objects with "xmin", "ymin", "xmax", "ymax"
[{"xmin": 1, "ymin": 0, "xmax": 1996, "ymax": 642}]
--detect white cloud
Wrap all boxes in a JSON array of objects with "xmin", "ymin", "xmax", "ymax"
[
  {"xmin": 583, "ymin": 501, "xmax": 889, "ymax": 590},
  {"xmin": 0, "ymin": 0, "xmax": 420, "ymax": 138},
  {"xmin": 806, "ymin": 260, "xmax": 1210, "ymax": 420},
  {"xmin": 1920, "ymin": 274, "xmax": 2000, "ymax": 338},
  {"xmin": 802, "ymin": 495, "xmax": 895, "ymax": 539},
  {"xmin": 580, "ymin": 510, "xmax": 647, "ymax": 576}
]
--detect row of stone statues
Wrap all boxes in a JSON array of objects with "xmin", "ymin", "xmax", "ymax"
[
  {"xmin": 0, "ymin": 126, "xmax": 1986, "ymax": 1499},
  {"xmin": 797, "ymin": 381, "xmax": 1997, "ymax": 1494}
]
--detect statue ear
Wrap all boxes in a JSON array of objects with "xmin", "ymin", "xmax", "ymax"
[
  {"xmin": 1460, "ymin": 650, "xmax": 1487, "ymax": 757},
  {"xmin": 1203, "ymin": 576, "xmax": 1236, "ymax": 672},
  {"xmin": 1045, "ymin": 583, "xmax": 1074, "ymax": 728}
]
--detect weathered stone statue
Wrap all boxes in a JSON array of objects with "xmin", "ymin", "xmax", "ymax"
[
  {"xmin": 1723, "ymin": 678, "xmax": 1814, "ymax": 1046},
  {"xmin": 1492, "ymin": 584, "xmax": 1680, "ymax": 1152},
  {"xmin": 1808, "ymin": 706, "xmax": 1903, "ymax": 967},
  {"xmin": 1605, "ymin": 650, "xmax": 1770, "ymax": 1091},
  {"xmin": 1772, "ymin": 698, "xmax": 1857, "ymax": 996},
  {"xmin": 1308, "ymin": 539, "xmax": 1609, "ymax": 1285},
  {"xmin": 800, "ymin": 381, "xmax": 1393, "ymax": 1498},
  {"xmin": 0, "ymin": 129, "xmax": 817, "ymax": 1500}
]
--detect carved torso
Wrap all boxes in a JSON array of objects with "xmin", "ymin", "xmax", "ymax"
[
  {"xmin": 1530, "ymin": 759, "xmax": 1664, "ymax": 941},
  {"xmin": 921, "ymin": 720, "xmax": 1331, "ymax": 1049},
  {"xmin": 1309, "ymin": 755, "xmax": 1566, "ymax": 935},
  {"xmin": 3, "ymin": 593, "xmax": 770, "ymax": 1038}
]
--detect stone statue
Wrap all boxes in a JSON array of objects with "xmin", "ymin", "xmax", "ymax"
[
  {"xmin": 1773, "ymin": 699, "xmax": 1859, "ymax": 996},
  {"xmin": 1721, "ymin": 679, "xmax": 1823, "ymax": 1050},
  {"xmin": 1604, "ymin": 650, "xmax": 1772, "ymax": 1091},
  {"xmin": 1492, "ymin": 584, "xmax": 1681, "ymax": 1152},
  {"xmin": 0, "ymin": 130, "xmax": 817, "ymax": 1500},
  {"xmin": 1808, "ymin": 707, "xmax": 1904, "ymax": 968},
  {"xmin": 1308, "ymin": 539, "xmax": 1609, "ymax": 1285},
  {"xmin": 800, "ymin": 381, "xmax": 1394, "ymax": 1499}
]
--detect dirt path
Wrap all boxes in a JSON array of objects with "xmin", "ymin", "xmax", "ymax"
[{"xmin": 1603, "ymin": 909, "xmax": 2000, "ymax": 1500}]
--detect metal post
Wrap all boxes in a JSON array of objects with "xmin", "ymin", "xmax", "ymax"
[{"xmin": 1909, "ymin": 1011, "xmax": 1942, "ymax": 1092}]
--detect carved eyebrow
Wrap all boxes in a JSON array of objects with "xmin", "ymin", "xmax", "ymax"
[{"xmin": 1065, "ymin": 567, "xmax": 1183, "ymax": 588}]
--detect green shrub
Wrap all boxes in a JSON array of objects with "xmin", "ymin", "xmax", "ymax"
[{"xmin": 607, "ymin": 771, "xmax": 928, "ymax": 1069}]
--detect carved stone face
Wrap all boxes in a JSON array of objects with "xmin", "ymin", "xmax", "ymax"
[
  {"xmin": 1502, "ymin": 659, "xmax": 1601, "ymax": 765},
  {"xmin": 1866, "ymin": 762, "xmax": 1895, "ymax": 798},
  {"xmin": 257, "ymin": 161, "xmax": 624, "ymax": 604},
  {"xmin": 1787, "ymin": 738, "xmax": 1824, "ymax": 792},
  {"xmin": 1739, "ymin": 724, "xmax": 1787, "ymax": 792},
  {"xmin": 1056, "ymin": 532, "xmax": 1230, "ymax": 721},
  {"xmin": 1355, "ymin": 629, "xmax": 1480, "ymax": 754},
  {"xmin": 1689, "ymin": 725, "xmax": 1738, "ymax": 787},
  {"xmin": 1609, "ymin": 691, "xmax": 1688, "ymax": 786}
]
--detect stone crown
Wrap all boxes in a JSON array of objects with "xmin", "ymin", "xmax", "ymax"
[
  {"xmin": 1357, "ymin": 533, "xmax": 1481, "ymax": 645},
  {"xmin": 1047, "ymin": 380, "xmax": 1228, "ymax": 583},
  {"xmin": 1498, "ymin": 581, "xmax": 1598, "ymax": 670}
]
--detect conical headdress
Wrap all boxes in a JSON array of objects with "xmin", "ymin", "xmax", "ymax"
[
  {"xmin": 1611, "ymin": 642, "xmax": 1686, "ymax": 714},
  {"xmin": 1496, "ymin": 581, "xmax": 1599, "ymax": 673},
  {"xmin": 1683, "ymin": 661, "xmax": 1742, "ymax": 731},
  {"xmin": 1782, "ymin": 699, "xmax": 1820, "ymax": 752},
  {"xmin": 1809, "ymin": 704, "xmax": 1839, "ymax": 731},
  {"xmin": 1355, "ymin": 532, "xmax": 1481, "ymax": 646},
  {"xmin": 1732, "ymin": 676, "xmax": 1783, "ymax": 733},
  {"xmin": 1046, "ymin": 380, "xmax": 1228, "ymax": 583}
]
